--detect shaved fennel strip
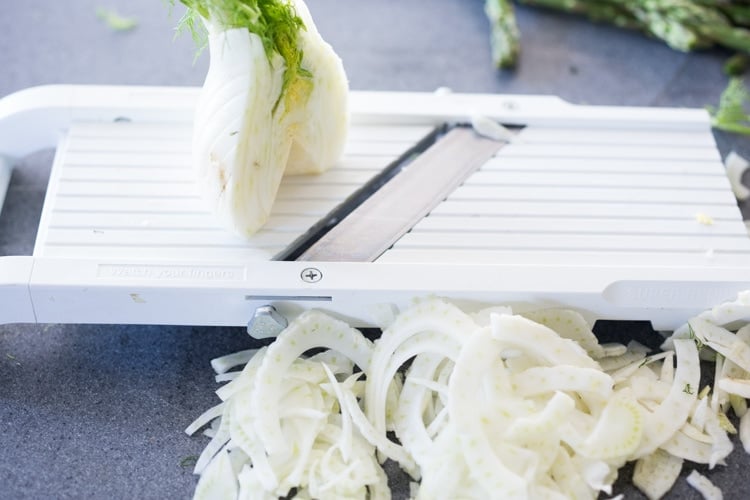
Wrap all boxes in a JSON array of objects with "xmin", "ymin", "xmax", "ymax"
[
  {"xmin": 717, "ymin": 377, "xmax": 750, "ymax": 398},
  {"xmin": 194, "ymin": 417, "xmax": 231, "ymax": 475},
  {"xmin": 599, "ymin": 351, "xmax": 647, "ymax": 373},
  {"xmin": 308, "ymin": 350, "xmax": 354, "ymax": 375},
  {"xmin": 687, "ymin": 470, "xmax": 724, "ymax": 500},
  {"xmin": 211, "ymin": 349, "xmax": 259, "ymax": 374},
  {"xmin": 550, "ymin": 447, "xmax": 596, "ymax": 499},
  {"xmin": 394, "ymin": 353, "xmax": 446, "ymax": 465},
  {"xmin": 185, "ymin": 402, "xmax": 225, "ymax": 436},
  {"xmin": 703, "ymin": 409, "xmax": 734, "ymax": 469},
  {"xmin": 660, "ymin": 429, "xmax": 715, "ymax": 463},
  {"xmin": 712, "ymin": 354, "xmax": 726, "ymax": 413},
  {"xmin": 634, "ymin": 339, "xmax": 700, "ymax": 458},
  {"xmin": 739, "ymin": 411, "xmax": 750, "ymax": 453},
  {"xmin": 251, "ymin": 310, "xmax": 373, "ymax": 454},
  {"xmin": 215, "ymin": 347, "xmax": 267, "ymax": 402},
  {"xmin": 632, "ymin": 449, "xmax": 683, "ymax": 500},
  {"xmin": 193, "ymin": 449, "xmax": 239, "ymax": 500},
  {"xmin": 569, "ymin": 389, "xmax": 644, "ymax": 461},
  {"xmin": 215, "ymin": 371, "xmax": 241, "ymax": 382},
  {"xmin": 661, "ymin": 351, "xmax": 675, "ymax": 383},
  {"xmin": 503, "ymin": 391, "xmax": 577, "ymax": 478},
  {"xmin": 414, "ymin": 425, "xmax": 465, "ymax": 500},
  {"xmin": 321, "ymin": 364, "xmax": 356, "ymax": 462},
  {"xmin": 511, "ymin": 365, "xmax": 613, "ymax": 402},
  {"xmin": 374, "ymin": 333, "xmax": 461, "ymax": 437},
  {"xmin": 278, "ymin": 418, "xmax": 327, "ymax": 496},
  {"xmin": 228, "ymin": 389, "xmax": 279, "ymax": 491},
  {"xmin": 704, "ymin": 290, "xmax": 750, "ymax": 325},
  {"xmin": 448, "ymin": 325, "xmax": 528, "ymax": 498},
  {"xmin": 340, "ymin": 389, "xmax": 418, "ymax": 478},
  {"xmin": 521, "ymin": 308, "xmax": 603, "ymax": 358},
  {"xmin": 491, "ymin": 313, "xmax": 599, "ymax": 369},
  {"xmin": 365, "ymin": 298, "xmax": 477, "ymax": 431},
  {"xmin": 609, "ymin": 352, "xmax": 671, "ymax": 383},
  {"xmin": 600, "ymin": 343, "xmax": 628, "ymax": 357},
  {"xmin": 694, "ymin": 319, "xmax": 750, "ymax": 374},
  {"xmin": 628, "ymin": 376, "xmax": 671, "ymax": 403}
]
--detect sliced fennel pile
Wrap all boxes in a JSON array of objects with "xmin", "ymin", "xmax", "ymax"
[
  {"xmin": 177, "ymin": 0, "xmax": 348, "ymax": 236},
  {"xmin": 187, "ymin": 292, "xmax": 750, "ymax": 499}
]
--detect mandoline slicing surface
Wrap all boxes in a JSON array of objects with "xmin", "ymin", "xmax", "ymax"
[
  {"xmin": 32, "ymin": 117, "xmax": 750, "ymax": 268},
  {"xmin": 33, "ymin": 121, "xmax": 434, "ymax": 262},
  {"xmin": 377, "ymin": 125, "xmax": 750, "ymax": 267}
]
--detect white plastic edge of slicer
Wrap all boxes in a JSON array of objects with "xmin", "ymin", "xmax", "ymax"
[{"xmin": 0, "ymin": 84, "xmax": 746, "ymax": 330}]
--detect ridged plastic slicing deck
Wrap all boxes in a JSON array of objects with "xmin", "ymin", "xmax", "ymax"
[
  {"xmin": 380, "ymin": 125, "xmax": 750, "ymax": 268},
  {"xmin": 35, "ymin": 121, "xmax": 433, "ymax": 262},
  {"xmin": 35, "ymin": 105, "xmax": 750, "ymax": 268}
]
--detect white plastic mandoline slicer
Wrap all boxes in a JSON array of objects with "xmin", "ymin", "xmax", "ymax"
[{"xmin": 1, "ymin": 85, "xmax": 749, "ymax": 333}]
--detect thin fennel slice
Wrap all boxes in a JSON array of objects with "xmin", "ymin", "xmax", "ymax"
[
  {"xmin": 549, "ymin": 447, "xmax": 596, "ymax": 499},
  {"xmin": 365, "ymin": 297, "xmax": 476, "ymax": 434},
  {"xmin": 633, "ymin": 339, "xmax": 700, "ymax": 458},
  {"xmin": 491, "ymin": 313, "xmax": 599, "ymax": 369},
  {"xmin": 393, "ymin": 353, "xmax": 446, "ymax": 465},
  {"xmin": 659, "ymin": 428, "xmax": 715, "ymax": 464},
  {"xmin": 632, "ymin": 449, "xmax": 683, "ymax": 500},
  {"xmin": 340, "ymin": 387, "xmax": 419, "ymax": 478},
  {"xmin": 521, "ymin": 308, "xmax": 604, "ymax": 358},
  {"xmin": 228, "ymin": 389, "xmax": 278, "ymax": 491},
  {"xmin": 717, "ymin": 377, "xmax": 750, "ymax": 398},
  {"xmin": 193, "ymin": 402, "xmax": 231, "ymax": 475},
  {"xmin": 687, "ymin": 470, "xmax": 724, "ymax": 500},
  {"xmin": 570, "ymin": 389, "xmax": 644, "ymax": 461},
  {"xmin": 691, "ymin": 317, "xmax": 750, "ymax": 373},
  {"xmin": 372, "ymin": 331, "xmax": 463, "ymax": 442},
  {"xmin": 251, "ymin": 309, "xmax": 373, "ymax": 454},
  {"xmin": 600, "ymin": 343, "xmax": 628, "ymax": 357},
  {"xmin": 740, "ymin": 410, "xmax": 750, "ymax": 453},
  {"xmin": 321, "ymin": 364, "xmax": 355, "ymax": 462},
  {"xmin": 448, "ymin": 326, "xmax": 528, "ymax": 498},
  {"xmin": 598, "ymin": 350, "xmax": 647, "ymax": 373},
  {"xmin": 237, "ymin": 465, "xmax": 275, "ymax": 500},
  {"xmin": 211, "ymin": 349, "xmax": 259, "ymax": 374},
  {"xmin": 193, "ymin": 449, "xmax": 239, "ymax": 500},
  {"xmin": 215, "ymin": 347, "xmax": 267, "ymax": 402},
  {"xmin": 415, "ymin": 424, "xmax": 467, "ymax": 500},
  {"xmin": 510, "ymin": 365, "xmax": 613, "ymax": 401}
]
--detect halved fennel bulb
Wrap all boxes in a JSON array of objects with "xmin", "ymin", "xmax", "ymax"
[{"xmin": 190, "ymin": 0, "xmax": 348, "ymax": 236}]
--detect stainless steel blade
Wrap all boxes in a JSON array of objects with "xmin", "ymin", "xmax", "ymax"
[{"xmin": 297, "ymin": 127, "xmax": 508, "ymax": 262}]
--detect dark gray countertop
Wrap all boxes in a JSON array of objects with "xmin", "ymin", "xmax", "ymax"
[{"xmin": 1, "ymin": 1, "xmax": 749, "ymax": 498}]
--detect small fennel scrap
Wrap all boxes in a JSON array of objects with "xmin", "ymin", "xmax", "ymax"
[
  {"xmin": 176, "ymin": 0, "xmax": 348, "ymax": 236},
  {"xmin": 187, "ymin": 293, "xmax": 750, "ymax": 499}
]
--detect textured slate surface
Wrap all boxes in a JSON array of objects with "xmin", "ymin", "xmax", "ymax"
[{"xmin": 1, "ymin": 1, "xmax": 749, "ymax": 498}]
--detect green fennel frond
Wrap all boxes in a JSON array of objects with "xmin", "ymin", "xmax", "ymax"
[
  {"xmin": 171, "ymin": 0, "xmax": 310, "ymax": 112},
  {"xmin": 710, "ymin": 77, "xmax": 750, "ymax": 134}
]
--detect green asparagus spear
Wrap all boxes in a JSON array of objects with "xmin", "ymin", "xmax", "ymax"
[
  {"xmin": 485, "ymin": 0, "xmax": 521, "ymax": 68},
  {"xmin": 518, "ymin": 0, "xmax": 643, "ymax": 30},
  {"xmin": 725, "ymin": 53, "xmax": 750, "ymax": 76},
  {"xmin": 516, "ymin": 0, "xmax": 750, "ymax": 57}
]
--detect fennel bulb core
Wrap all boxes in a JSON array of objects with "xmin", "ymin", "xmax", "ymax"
[{"xmin": 189, "ymin": 0, "xmax": 349, "ymax": 237}]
